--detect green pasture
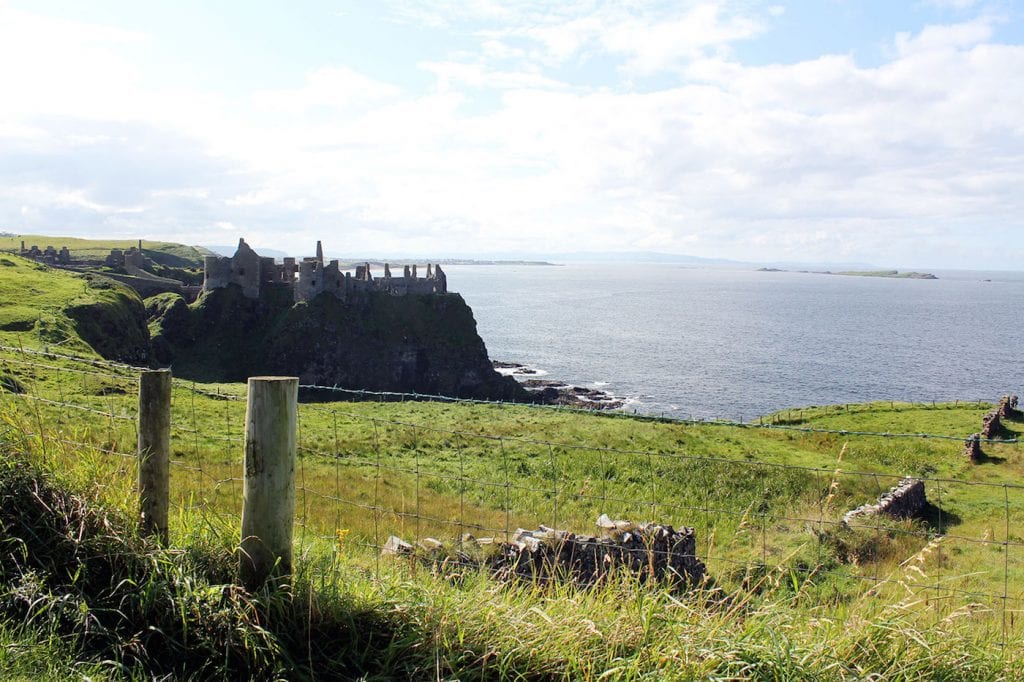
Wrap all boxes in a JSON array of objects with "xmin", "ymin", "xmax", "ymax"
[{"xmin": 3, "ymin": 343, "xmax": 1022, "ymax": 617}]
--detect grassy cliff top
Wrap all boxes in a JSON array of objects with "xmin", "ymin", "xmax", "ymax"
[
  {"xmin": 0, "ymin": 234, "xmax": 214, "ymax": 268},
  {"xmin": 0, "ymin": 254, "xmax": 148, "ymax": 359}
]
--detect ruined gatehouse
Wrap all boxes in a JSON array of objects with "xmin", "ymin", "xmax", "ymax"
[{"xmin": 202, "ymin": 238, "xmax": 448, "ymax": 302}]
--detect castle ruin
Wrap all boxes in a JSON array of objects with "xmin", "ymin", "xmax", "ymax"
[
  {"xmin": 203, "ymin": 238, "xmax": 448, "ymax": 302},
  {"xmin": 104, "ymin": 240, "xmax": 151, "ymax": 274}
]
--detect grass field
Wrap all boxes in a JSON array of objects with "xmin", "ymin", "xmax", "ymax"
[{"xmin": 1, "ymin": 341, "xmax": 1022, "ymax": 678}]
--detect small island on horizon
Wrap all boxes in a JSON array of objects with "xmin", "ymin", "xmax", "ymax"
[{"xmin": 758, "ymin": 267, "xmax": 938, "ymax": 280}]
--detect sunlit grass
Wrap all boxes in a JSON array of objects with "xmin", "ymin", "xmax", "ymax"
[{"xmin": 2, "ymin": 344, "xmax": 1024, "ymax": 677}]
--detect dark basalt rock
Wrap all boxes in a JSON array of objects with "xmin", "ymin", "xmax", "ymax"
[{"xmin": 150, "ymin": 284, "xmax": 527, "ymax": 401}]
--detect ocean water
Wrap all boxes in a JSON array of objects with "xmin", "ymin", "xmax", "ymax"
[{"xmin": 445, "ymin": 264, "xmax": 1024, "ymax": 420}]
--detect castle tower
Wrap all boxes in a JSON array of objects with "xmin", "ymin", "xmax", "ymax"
[{"xmin": 316, "ymin": 240, "xmax": 324, "ymax": 265}]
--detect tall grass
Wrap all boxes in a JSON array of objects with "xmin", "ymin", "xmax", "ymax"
[
  {"xmin": 1, "ymin": 395, "xmax": 1023, "ymax": 679},
  {"xmin": 1, "ymin": 345, "xmax": 1023, "ymax": 677}
]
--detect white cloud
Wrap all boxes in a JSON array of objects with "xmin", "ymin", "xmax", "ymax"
[
  {"xmin": 386, "ymin": 1, "xmax": 766, "ymax": 72},
  {"xmin": 0, "ymin": 4, "xmax": 1021, "ymax": 267},
  {"xmin": 419, "ymin": 61, "xmax": 565, "ymax": 92},
  {"xmin": 0, "ymin": 6, "xmax": 146, "ymax": 120},
  {"xmin": 894, "ymin": 16, "xmax": 995, "ymax": 55},
  {"xmin": 921, "ymin": 0, "xmax": 986, "ymax": 10},
  {"xmin": 600, "ymin": 4, "xmax": 764, "ymax": 73},
  {"xmin": 251, "ymin": 66, "xmax": 401, "ymax": 115}
]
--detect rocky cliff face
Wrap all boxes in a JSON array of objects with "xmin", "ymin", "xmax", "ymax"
[{"xmin": 150, "ymin": 284, "xmax": 526, "ymax": 401}]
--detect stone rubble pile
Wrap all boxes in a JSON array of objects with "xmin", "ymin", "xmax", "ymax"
[
  {"xmin": 383, "ymin": 515, "xmax": 706, "ymax": 587},
  {"xmin": 842, "ymin": 477, "xmax": 927, "ymax": 527}
]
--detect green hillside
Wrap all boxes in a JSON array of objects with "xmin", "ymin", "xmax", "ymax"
[{"xmin": 0, "ymin": 254, "xmax": 149, "ymax": 361}]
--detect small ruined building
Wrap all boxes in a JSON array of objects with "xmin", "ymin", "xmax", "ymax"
[
  {"xmin": 203, "ymin": 238, "xmax": 449, "ymax": 302},
  {"xmin": 19, "ymin": 241, "xmax": 70, "ymax": 265},
  {"xmin": 104, "ymin": 240, "xmax": 151, "ymax": 275}
]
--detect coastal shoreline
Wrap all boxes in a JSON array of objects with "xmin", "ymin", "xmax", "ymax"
[{"xmin": 493, "ymin": 361, "xmax": 625, "ymax": 410}]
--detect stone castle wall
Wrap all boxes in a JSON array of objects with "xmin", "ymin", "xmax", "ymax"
[{"xmin": 203, "ymin": 238, "xmax": 448, "ymax": 302}]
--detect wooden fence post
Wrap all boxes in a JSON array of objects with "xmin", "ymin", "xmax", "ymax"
[
  {"xmin": 240, "ymin": 376, "xmax": 298, "ymax": 589},
  {"xmin": 138, "ymin": 369, "xmax": 171, "ymax": 543}
]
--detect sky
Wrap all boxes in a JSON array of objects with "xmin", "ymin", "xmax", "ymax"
[{"xmin": 0, "ymin": 0, "xmax": 1022, "ymax": 268}]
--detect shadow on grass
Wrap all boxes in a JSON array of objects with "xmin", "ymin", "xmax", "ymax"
[
  {"xmin": 975, "ymin": 450, "xmax": 1007, "ymax": 465},
  {"xmin": 920, "ymin": 501, "xmax": 962, "ymax": 532},
  {"xmin": 995, "ymin": 423, "xmax": 1021, "ymax": 440}
]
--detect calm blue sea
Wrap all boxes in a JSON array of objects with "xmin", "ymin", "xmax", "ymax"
[{"xmin": 446, "ymin": 264, "xmax": 1024, "ymax": 420}]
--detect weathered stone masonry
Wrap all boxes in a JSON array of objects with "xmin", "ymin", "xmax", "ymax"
[
  {"xmin": 383, "ymin": 515, "xmax": 706, "ymax": 587},
  {"xmin": 842, "ymin": 477, "xmax": 927, "ymax": 527},
  {"xmin": 203, "ymin": 238, "xmax": 448, "ymax": 302},
  {"xmin": 19, "ymin": 241, "xmax": 70, "ymax": 265},
  {"xmin": 964, "ymin": 395, "xmax": 1019, "ymax": 463}
]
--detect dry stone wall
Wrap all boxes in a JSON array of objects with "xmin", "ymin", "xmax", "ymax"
[
  {"xmin": 842, "ymin": 477, "xmax": 927, "ymax": 527},
  {"xmin": 963, "ymin": 434, "xmax": 982, "ymax": 463},
  {"xmin": 997, "ymin": 395, "xmax": 1020, "ymax": 420},
  {"xmin": 981, "ymin": 410, "xmax": 1001, "ymax": 439},
  {"xmin": 383, "ymin": 515, "xmax": 706, "ymax": 588},
  {"xmin": 964, "ymin": 395, "xmax": 1019, "ymax": 464}
]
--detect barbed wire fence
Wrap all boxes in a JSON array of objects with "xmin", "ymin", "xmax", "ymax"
[{"xmin": 0, "ymin": 344, "xmax": 1021, "ymax": 642}]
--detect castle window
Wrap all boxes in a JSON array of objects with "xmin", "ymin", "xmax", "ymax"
[{"xmin": 238, "ymin": 268, "xmax": 246, "ymax": 275}]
